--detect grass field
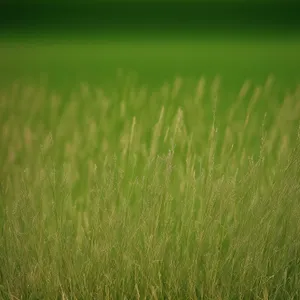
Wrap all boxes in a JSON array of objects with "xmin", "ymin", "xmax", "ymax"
[
  {"xmin": 0, "ymin": 35, "xmax": 300, "ymax": 299},
  {"xmin": 1, "ymin": 34, "xmax": 300, "ymax": 89}
]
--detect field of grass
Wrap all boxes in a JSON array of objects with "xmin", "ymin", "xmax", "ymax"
[
  {"xmin": 1, "ymin": 34, "xmax": 300, "ymax": 90},
  {"xmin": 0, "ymin": 35, "xmax": 300, "ymax": 299}
]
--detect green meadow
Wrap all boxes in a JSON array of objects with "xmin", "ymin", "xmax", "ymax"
[
  {"xmin": 0, "ymin": 34, "xmax": 300, "ymax": 299},
  {"xmin": 1, "ymin": 34, "xmax": 300, "ymax": 88}
]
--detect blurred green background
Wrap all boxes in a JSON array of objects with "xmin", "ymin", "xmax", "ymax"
[{"xmin": 0, "ymin": 1, "xmax": 299, "ymax": 92}]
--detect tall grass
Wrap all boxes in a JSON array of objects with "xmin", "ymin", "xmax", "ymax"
[{"xmin": 0, "ymin": 76, "xmax": 300, "ymax": 299}]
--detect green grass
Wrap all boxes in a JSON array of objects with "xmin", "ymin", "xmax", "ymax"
[
  {"xmin": 1, "ymin": 34, "xmax": 300, "ymax": 90},
  {"xmin": 0, "ymin": 73, "xmax": 300, "ymax": 299}
]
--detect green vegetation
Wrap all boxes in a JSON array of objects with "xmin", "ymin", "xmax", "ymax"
[
  {"xmin": 1, "ymin": 35, "xmax": 300, "ymax": 90},
  {"xmin": 0, "ymin": 72, "xmax": 300, "ymax": 299}
]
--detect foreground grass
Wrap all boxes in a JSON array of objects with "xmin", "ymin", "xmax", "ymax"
[{"xmin": 0, "ymin": 76, "xmax": 300, "ymax": 299}]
